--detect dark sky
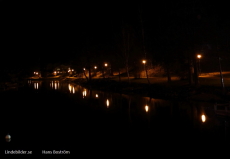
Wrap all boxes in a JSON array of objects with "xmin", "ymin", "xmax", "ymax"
[{"xmin": 1, "ymin": 1, "xmax": 230, "ymax": 69}]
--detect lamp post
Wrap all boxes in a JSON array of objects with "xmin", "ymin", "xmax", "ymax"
[
  {"xmin": 142, "ymin": 60, "xmax": 146, "ymax": 77},
  {"xmin": 104, "ymin": 63, "xmax": 108, "ymax": 78},
  {"xmin": 142, "ymin": 60, "xmax": 150, "ymax": 85},
  {"xmin": 94, "ymin": 66, "xmax": 97, "ymax": 78},
  {"xmin": 197, "ymin": 54, "xmax": 202, "ymax": 76}
]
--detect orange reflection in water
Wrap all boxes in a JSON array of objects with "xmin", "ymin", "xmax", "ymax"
[
  {"xmin": 82, "ymin": 89, "xmax": 87, "ymax": 98},
  {"xmin": 68, "ymin": 84, "xmax": 75, "ymax": 94},
  {"xmin": 106, "ymin": 99, "xmax": 109, "ymax": 108},
  {"xmin": 201, "ymin": 114, "xmax": 206, "ymax": 122},
  {"xmin": 145, "ymin": 105, "xmax": 149, "ymax": 112},
  {"xmin": 34, "ymin": 83, "xmax": 39, "ymax": 89}
]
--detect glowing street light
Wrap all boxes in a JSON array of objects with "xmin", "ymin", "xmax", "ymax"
[
  {"xmin": 94, "ymin": 66, "xmax": 97, "ymax": 69},
  {"xmin": 83, "ymin": 68, "xmax": 85, "ymax": 70},
  {"xmin": 142, "ymin": 60, "xmax": 146, "ymax": 64},
  {"xmin": 105, "ymin": 63, "xmax": 108, "ymax": 67}
]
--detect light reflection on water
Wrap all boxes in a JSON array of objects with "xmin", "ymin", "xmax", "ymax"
[
  {"xmin": 82, "ymin": 89, "xmax": 87, "ymax": 98},
  {"xmin": 106, "ymin": 99, "xmax": 109, "ymax": 108},
  {"xmin": 26, "ymin": 80, "xmax": 230, "ymax": 142},
  {"xmin": 145, "ymin": 105, "xmax": 149, "ymax": 112},
  {"xmin": 201, "ymin": 114, "xmax": 206, "ymax": 122},
  {"xmin": 49, "ymin": 81, "xmax": 60, "ymax": 90},
  {"xmin": 68, "ymin": 84, "xmax": 75, "ymax": 94}
]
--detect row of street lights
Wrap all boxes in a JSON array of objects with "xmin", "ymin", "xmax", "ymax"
[{"xmin": 83, "ymin": 63, "xmax": 108, "ymax": 71}]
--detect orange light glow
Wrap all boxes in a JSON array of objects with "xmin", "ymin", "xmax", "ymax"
[
  {"xmin": 201, "ymin": 114, "xmax": 206, "ymax": 122},
  {"xmin": 197, "ymin": 54, "xmax": 202, "ymax": 59},
  {"xmin": 106, "ymin": 99, "xmax": 109, "ymax": 107},
  {"xmin": 145, "ymin": 105, "xmax": 149, "ymax": 112}
]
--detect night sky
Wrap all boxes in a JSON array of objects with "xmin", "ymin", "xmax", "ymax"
[{"xmin": 1, "ymin": 1, "xmax": 230, "ymax": 71}]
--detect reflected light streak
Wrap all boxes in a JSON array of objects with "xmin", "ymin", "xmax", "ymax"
[
  {"xmin": 83, "ymin": 89, "xmax": 87, "ymax": 98},
  {"xmin": 145, "ymin": 105, "xmax": 149, "ymax": 112},
  {"xmin": 73, "ymin": 87, "xmax": 75, "ymax": 94},
  {"xmin": 106, "ymin": 99, "xmax": 109, "ymax": 108},
  {"xmin": 96, "ymin": 94, "xmax": 98, "ymax": 98},
  {"xmin": 54, "ymin": 83, "xmax": 57, "ymax": 90},
  {"xmin": 34, "ymin": 83, "xmax": 38, "ymax": 89},
  {"xmin": 201, "ymin": 115, "xmax": 206, "ymax": 122},
  {"xmin": 68, "ymin": 84, "xmax": 72, "ymax": 93}
]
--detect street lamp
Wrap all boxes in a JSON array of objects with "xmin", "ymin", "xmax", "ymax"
[
  {"xmin": 103, "ymin": 63, "xmax": 108, "ymax": 78},
  {"xmin": 197, "ymin": 54, "xmax": 202, "ymax": 75},
  {"xmin": 142, "ymin": 60, "xmax": 146, "ymax": 77},
  {"xmin": 142, "ymin": 60, "xmax": 150, "ymax": 84},
  {"xmin": 94, "ymin": 66, "xmax": 97, "ymax": 78}
]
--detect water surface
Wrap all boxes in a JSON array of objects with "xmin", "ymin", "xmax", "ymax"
[{"xmin": 2, "ymin": 80, "xmax": 230, "ymax": 154}]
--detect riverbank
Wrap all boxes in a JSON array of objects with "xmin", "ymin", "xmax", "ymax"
[
  {"xmin": 23, "ymin": 74, "xmax": 230, "ymax": 102},
  {"xmin": 66, "ymin": 77, "xmax": 230, "ymax": 103}
]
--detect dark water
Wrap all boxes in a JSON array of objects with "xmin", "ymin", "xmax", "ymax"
[{"xmin": 2, "ymin": 80, "xmax": 230, "ymax": 155}]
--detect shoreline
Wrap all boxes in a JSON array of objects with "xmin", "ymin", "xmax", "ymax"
[
  {"xmin": 4, "ymin": 76, "xmax": 230, "ymax": 103},
  {"xmin": 68, "ymin": 78, "xmax": 230, "ymax": 103}
]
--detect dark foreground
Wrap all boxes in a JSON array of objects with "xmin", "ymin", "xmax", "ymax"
[{"xmin": 2, "ymin": 80, "xmax": 230, "ymax": 156}]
